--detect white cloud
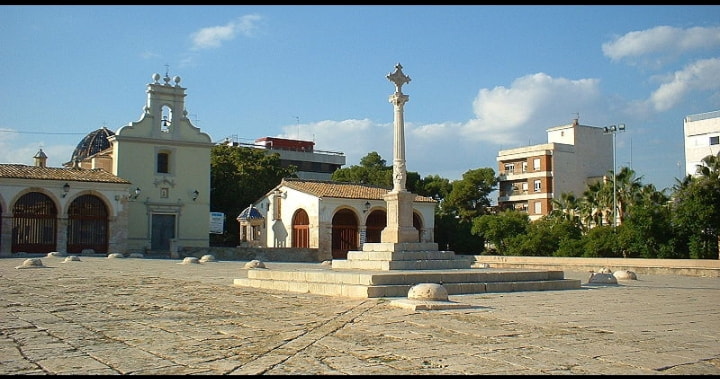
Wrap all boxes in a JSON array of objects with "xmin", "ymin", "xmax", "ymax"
[
  {"xmin": 272, "ymin": 72, "xmax": 608, "ymax": 181},
  {"xmin": 0, "ymin": 130, "xmax": 75, "ymax": 167},
  {"xmin": 602, "ymin": 25, "xmax": 720, "ymax": 66},
  {"xmin": 190, "ymin": 14, "xmax": 262, "ymax": 50},
  {"xmin": 460, "ymin": 73, "xmax": 602, "ymax": 144},
  {"xmin": 647, "ymin": 57, "xmax": 720, "ymax": 112}
]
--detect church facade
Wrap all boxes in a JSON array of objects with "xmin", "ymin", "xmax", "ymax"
[{"xmin": 0, "ymin": 72, "xmax": 213, "ymax": 256}]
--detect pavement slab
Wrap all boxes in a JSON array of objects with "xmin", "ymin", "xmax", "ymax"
[{"xmin": 1, "ymin": 256, "xmax": 718, "ymax": 375}]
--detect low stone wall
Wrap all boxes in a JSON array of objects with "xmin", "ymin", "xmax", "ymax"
[
  {"xmin": 467, "ymin": 255, "xmax": 720, "ymax": 277},
  {"xmin": 180, "ymin": 246, "xmax": 322, "ymax": 263}
]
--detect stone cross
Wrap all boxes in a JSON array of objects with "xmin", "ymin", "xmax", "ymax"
[{"xmin": 387, "ymin": 63, "xmax": 411, "ymax": 94}]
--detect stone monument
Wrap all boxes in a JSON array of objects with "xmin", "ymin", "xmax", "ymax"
[
  {"xmin": 233, "ymin": 63, "xmax": 581, "ymax": 297},
  {"xmin": 380, "ymin": 64, "xmax": 433, "ymax": 246}
]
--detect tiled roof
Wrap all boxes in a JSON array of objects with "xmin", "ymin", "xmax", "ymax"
[
  {"xmin": 281, "ymin": 178, "xmax": 435, "ymax": 202},
  {"xmin": 238, "ymin": 204, "xmax": 264, "ymax": 220},
  {"xmin": 0, "ymin": 164, "xmax": 131, "ymax": 184}
]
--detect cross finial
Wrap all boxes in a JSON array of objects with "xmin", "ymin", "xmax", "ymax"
[{"xmin": 387, "ymin": 63, "xmax": 411, "ymax": 93}]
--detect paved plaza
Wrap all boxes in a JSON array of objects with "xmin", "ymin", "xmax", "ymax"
[{"xmin": 1, "ymin": 255, "xmax": 719, "ymax": 375}]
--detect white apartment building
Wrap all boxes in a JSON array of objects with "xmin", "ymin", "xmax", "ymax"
[
  {"xmin": 497, "ymin": 118, "xmax": 612, "ymax": 221},
  {"xmin": 684, "ymin": 110, "xmax": 720, "ymax": 177}
]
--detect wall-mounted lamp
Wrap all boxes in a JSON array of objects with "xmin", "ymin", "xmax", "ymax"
[
  {"xmin": 192, "ymin": 190, "xmax": 199, "ymax": 201},
  {"xmin": 363, "ymin": 201, "xmax": 371, "ymax": 213},
  {"xmin": 62, "ymin": 183, "xmax": 70, "ymax": 198},
  {"xmin": 130, "ymin": 187, "xmax": 141, "ymax": 200}
]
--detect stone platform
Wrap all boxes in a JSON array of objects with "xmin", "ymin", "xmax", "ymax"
[{"xmin": 233, "ymin": 242, "xmax": 581, "ymax": 298}]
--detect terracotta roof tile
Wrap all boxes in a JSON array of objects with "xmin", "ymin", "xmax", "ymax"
[
  {"xmin": 0, "ymin": 164, "xmax": 131, "ymax": 184},
  {"xmin": 281, "ymin": 178, "xmax": 435, "ymax": 202}
]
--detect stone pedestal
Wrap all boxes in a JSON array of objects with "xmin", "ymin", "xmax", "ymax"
[{"xmin": 381, "ymin": 190, "xmax": 418, "ymax": 243}]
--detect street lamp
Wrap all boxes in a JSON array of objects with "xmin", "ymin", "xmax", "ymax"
[{"xmin": 603, "ymin": 123, "xmax": 626, "ymax": 228}]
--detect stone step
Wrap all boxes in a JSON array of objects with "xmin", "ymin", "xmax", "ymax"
[
  {"xmin": 233, "ymin": 268, "xmax": 582, "ymax": 298},
  {"xmin": 332, "ymin": 259, "xmax": 471, "ymax": 270},
  {"xmin": 345, "ymin": 250, "xmax": 460, "ymax": 261}
]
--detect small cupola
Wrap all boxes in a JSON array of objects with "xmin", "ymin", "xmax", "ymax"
[{"xmin": 33, "ymin": 148, "xmax": 48, "ymax": 167}]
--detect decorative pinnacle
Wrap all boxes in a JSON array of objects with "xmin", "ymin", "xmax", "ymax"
[{"xmin": 387, "ymin": 63, "xmax": 411, "ymax": 93}]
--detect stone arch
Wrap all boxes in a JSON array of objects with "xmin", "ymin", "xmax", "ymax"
[
  {"xmin": 365, "ymin": 209, "xmax": 386, "ymax": 243},
  {"xmin": 67, "ymin": 194, "xmax": 109, "ymax": 254},
  {"xmin": 331, "ymin": 208, "xmax": 359, "ymax": 259},
  {"xmin": 413, "ymin": 211, "xmax": 423, "ymax": 242},
  {"xmin": 291, "ymin": 208, "xmax": 310, "ymax": 248}
]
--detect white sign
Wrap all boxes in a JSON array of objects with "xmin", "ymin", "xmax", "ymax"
[{"xmin": 209, "ymin": 212, "xmax": 224, "ymax": 234}]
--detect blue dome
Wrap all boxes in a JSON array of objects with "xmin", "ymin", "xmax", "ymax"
[{"xmin": 237, "ymin": 205, "xmax": 264, "ymax": 220}]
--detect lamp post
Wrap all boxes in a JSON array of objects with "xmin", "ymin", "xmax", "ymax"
[{"xmin": 603, "ymin": 123, "xmax": 625, "ymax": 228}]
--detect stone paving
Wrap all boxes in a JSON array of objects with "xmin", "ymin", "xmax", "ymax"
[{"xmin": 1, "ymin": 255, "xmax": 719, "ymax": 375}]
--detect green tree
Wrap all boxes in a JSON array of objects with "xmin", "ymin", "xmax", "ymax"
[
  {"xmin": 443, "ymin": 168, "xmax": 497, "ymax": 222},
  {"xmin": 332, "ymin": 151, "xmax": 423, "ymax": 190},
  {"xmin": 210, "ymin": 145, "xmax": 296, "ymax": 246},
  {"xmin": 613, "ymin": 167, "xmax": 643, "ymax": 225},
  {"xmin": 615, "ymin": 184, "xmax": 673, "ymax": 258},
  {"xmin": 671, "ymin": 154, "xmax": 720, "ymax": 259},
  {"xmin": 417, "ymin": 174, "xmax": 452, "ymax": 201},
  {"xmin": 506, "ymin": 215, "xmax": 583, "ymax": 256},
  {"xmin": 471, "ymin": 210, "xmax": 529, "ymax": 255}
]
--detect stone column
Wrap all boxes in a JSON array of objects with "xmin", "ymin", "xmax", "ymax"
[{"xmin": 381, "ymin": 63, "xmax": 419, "ymax": 244}]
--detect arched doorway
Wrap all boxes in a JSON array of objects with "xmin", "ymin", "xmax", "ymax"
[
  {"xmin": 331, "ymin": 209, "xmax": 358, "ymax": 259},
  {"xmin": 12, "ymin": 192, "xmax": 57, "ymax": 253},
  {"xmin": 67, "ymin": 194, "xmax": 109, "ymax": 254},
  {"xmin": 413, "ymin": 212, "xmax": 423, "ymax": 242},
  {"xmin": 292, "ymin": 209, "xmax": 310, "ymax": 248},
  {"xmin": 365, "ymin": 209, "xmax": 386, "ymax": 243}
]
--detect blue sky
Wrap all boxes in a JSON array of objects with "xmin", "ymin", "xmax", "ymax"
[{"xmin": 2, "ymin": 5, "xmax": 720, "ymax": 193}]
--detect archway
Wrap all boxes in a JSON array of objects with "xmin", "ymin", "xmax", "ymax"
[
  {"xmin": 12, "ymin": 192, "xmax": 57, "ymax": 253},
  {"xmin": 365, "ymin": 209, "xmax": 386, "ymax": 243},
  {"xmin": 291, "ymin": 209, "xmax": 310, "ymax": 248},
  {"xmin": 413, "ymin": 212, "xmax": 423, "ymax": 242},
  {"xmin": 331, "ymin": 209, "xmax": 358, "ymax": 259},
  {"xmin": 67, "ymin": 194, "xmax": 109, "ymax": 254}
]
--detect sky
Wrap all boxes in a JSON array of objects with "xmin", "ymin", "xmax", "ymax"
[{"xmin": 2, "ymin": 5, "xmax": 720, "ymax": 194}]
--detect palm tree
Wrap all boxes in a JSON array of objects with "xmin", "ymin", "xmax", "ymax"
[
  {"xmin": 696, "ymin": 152, "xmax": 720, "ymax": 181},
  {"xmin": 581, "ymin": 179, "xmax": 610, "ymax": 228},
  {"xmin": 612, "ymin": 166, "xmax": 643, "ymax": 225},
  {"xmin": 551, "ymin": 192, "xmax": 583, "ymax": 230}
]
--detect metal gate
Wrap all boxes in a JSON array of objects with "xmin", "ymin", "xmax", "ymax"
[
  {"xmin": 12, "ymin": 192, "xmax": 57, "ymax": 253},
  {"xmin": 67, "ymin": 195, "xmax": 108, "ymax": 254}
]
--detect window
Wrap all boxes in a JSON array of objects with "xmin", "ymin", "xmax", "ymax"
[
  {"xmin": 157, "ymin": 152, "xmax": 169, "ymax": 173},
  {"xmin": 534, "ymin": 201, "xmax": 542, "ymax": 214},
  {"xmin": 533, "ymin": 158, "xmax": 541, "ymax": 171},
  {"xmin": 521, "ymin": 161, "xmax": 528, "ymax": 172},
  {"xmin": 534, "ymin": 180, "xmax": 541, "ymax": 192},
  {"xmin": 711, "ymin": 136, "xmax": 719, "ymax": 145},
  {"xmin": 504, "ymin": 163, "xmax": 514, "ymax": 174},
  {"xmin": 521, "ymin": 182, "xmax": 528, "ymax": 193}
]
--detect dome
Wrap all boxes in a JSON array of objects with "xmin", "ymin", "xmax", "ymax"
[
  {"xmin": 70, "ymin": 127, "xmax": 115, "ymax": 163},
  {"xmin": 237, "ymin": 204, "xmax": 264, "ymax": 221}
]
